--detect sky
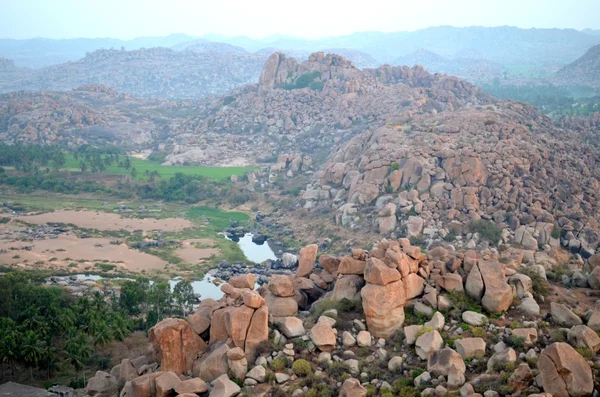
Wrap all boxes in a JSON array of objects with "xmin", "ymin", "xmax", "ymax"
[{"xmin": 1, "ymin": 0, "xmax": 599, "ymax": 40}]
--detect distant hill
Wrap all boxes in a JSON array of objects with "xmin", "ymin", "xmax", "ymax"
[
  {"xmin": 554, "ymin": 44, "xmax": 600, "ymax": 88},
  {"xmin": 173, "ymin": 39, "xmax": 248, "ymax": 54},
  {"xmin": 393, "ymin": 49, "xmax": 502, "ymax": 84}
]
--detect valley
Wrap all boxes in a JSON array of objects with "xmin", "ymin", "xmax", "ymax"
[{"xmin": 1, "ymin": 15, "xmax": 600, "ymax": 397}]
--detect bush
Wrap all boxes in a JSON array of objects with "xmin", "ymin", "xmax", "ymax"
[
  {"xmin": 292, "ymin": 359, "xmax": 312, "ymax": 376},
  {"xmin": 518, "ymin": 267, "xmax": 549, "ymax": 300},
  {"xmin": 390, "ymin": 162, "xmax": 400, "ymax": 172},
  {"xmin": 469, "ymin": 220, "xmax": 502, "ymax": 245},
  {"xmin": 470, "ymin": 327, "xmax": 487, "ymax": 338},
  {"xmin": 575, "ymin": 347, "xmax": 594, "ymax": 360},
  {"xmin": 551, "ymin": 226, "xmax": 561, "ymax": 239},
  {"xmin": 506, "ymin": 335, "xmax": 526, "ymax": 350},
  {"xmin": 310, "ymin": 81, "xmax": 324, "ymax": 91},
  {"xmin": 269, "ymin": 356, "xmax": 289, "ymax": 372},
  {"xmin": 447, "ymin": 291, "xmax": 483, "ymax": 313},
  {"xmin": 392, "ymin": 379, "xmax": 418, "ymax": 397}
]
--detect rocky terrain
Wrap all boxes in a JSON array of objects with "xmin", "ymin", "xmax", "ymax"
[
  {"xmin": 83, "ymin": 240, "xmax": 600, "ymax": 396},
  {"xmin": 554, "ymin": 44, "xmax": 600, "ymax": 89}
]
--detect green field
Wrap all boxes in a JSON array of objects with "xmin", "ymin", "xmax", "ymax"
[
  {"xmin": 186, "ymin": 206, "xmax": 250, "ymax": 229},
  {"xmin": 63, "ymin": 154, "xmax": 255, "ymax": 181}
]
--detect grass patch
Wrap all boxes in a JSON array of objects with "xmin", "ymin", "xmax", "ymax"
[
  {"xmin": 469, "ymin": 220, "xmax": 502, "ymax": 245},
  {"xmin": 186, "ymin": 206, "xmax": 249, "ymax": 229}
]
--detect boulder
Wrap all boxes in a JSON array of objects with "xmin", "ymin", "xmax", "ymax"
[
  {"xmin": 416, "ymin": 330, "xmax": 444, "ymax": 360},
  {"xmin": 404, "ymin": 273, "xmax": 426, "ymax": 299},
  {"xmin": 567, "ymin": 324, "xmax": 600, "ymax": 353},
  {"xmin": 511, "ymin": 328, "xmax": 538, "ymax": 346},
  {"xmin": 187, "ymin": 313, "xmax": 212, "ymax": 335},
  {"xmin": 149, "ymin": 318, "xmax": 207, "ymax": 375},
  {"xmin": 210, "ymin": 374, "xmax": 241, "ymax": 397},
  {"xmin": 364, "ymin": 257, "xmax": 401, "ymax": 285},
  {"xmin": 155, "ymin": 371, "xmax": 180, "ymax": 397},
  {"xmin": 455, "ymin": 338, "xmax": 486, "ymax": 359},
  {"xmin": 478, "ymin": 260, "xmax": 513, "ymax": 313},
  {"xmin": 274, "ymin": 317, "xmax": 306, "ymax": 338},
  {"xmin": 86, "ymin": 371, "xmax": 118, "ymax": 397},
  {"xmin": 229, "ymin": 274, "xmax": 255, "ymax": 289},
  {"xmin": 118, "ymin": 359, "xmax": 138, "ymax": 388},
  {"xmin": 508, "ymin": 363, "xmax": 534, "ymax": 391},
  {"xmin": 588, "ymin": 300, "xmax": 600, "ymax": 331},
  {"xmin": 424, "ymin": 312, "xmax": 445, "ymax": 331},
  {"xmin": 487, "ymin": 348, "xmax": 517, "ymax": 372},
  {"xmin": 330, "ymin": 275, "xmax": 364, "ymax": 301},
  {"xmin": 193, "ymin": 342, "xmax": 230, "ymax": 383},
  {"xmin": 309, "ymin": 320, "xmax": 336, "ymax": 352},
  {"xmin": 508, "ymin": 273, "xmax": 533, "ymax": 299},
  {"xmin": 361, "ymin": 279, "xmax": 406, "ymax": 338},
  {"xmin": 462, "ymin": 311, "xmax": 487, "ymax": 326},
  {"xmin": 264, "ymin": 291, "xmax": 298, "ymax": 317},
  {"xmin": 589, "ymin": 266, "xmax": 600, "ymax": 289},
  {"xmin": 438, "ymin": 273, "xmax": 464, "ymax": 293},
  {"xmin": 550, "ymin": 302, "xmax": 583, "ymax": 326},
  {"xmin": 356, "ymin": 331, "xmax": 372, "ymax": 347},
  {"xmin": 465, "ymin": 263, "xmax": 484, "ymax": 301},
  {"xmin": 210, "ymin": 305, "xmax": 255, "ymax": 349},
  {"xmin": 268, "ymin": 275, "xmax": 295, "ymax": 297},
  {"xmin": 246, "ymin": 365, "xmax": 266, "ymax": 383},
  {"xmin": 339, "ymin": 378, "xmax": 367, "ymax": 397},
  {"xmin": 427, "ymin": 348, "xmax": 466, "ymax": 376},
  {"xmin": 244, "ymin": 305, "xmax": 269, "ymax": 362},
  {"xmin": 319, "ymin": 255, "xmax": 340, "ymax": 275},
  {"xmin": 297, "ymin": 244, "xmax": 318, "ymax": 277},
  {"xmin": 242, "ymin": 290, "xmax": 265, "ymax": 309},
  {"xmin": 538, "ymin": 342, "xmax": 593, "ymax": 397},
  {"xmin": 281, "ymin": 253, "xmax": 298, "ymax": 268},
  {"xmin": 174, "ymin": 378, "xmax": 208, "ymax": 395},
  {"xmin": 130, "ymin": 372, "xmax": 164, "ymax": 397},
  {"xmin": 338, "ymin": 256, "xmax": 367, "ymax": 275}
]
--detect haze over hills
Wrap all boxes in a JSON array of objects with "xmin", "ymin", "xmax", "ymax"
[{"xmin": 554, "ymin": 44, "xmax": 600, "ymax": 88}]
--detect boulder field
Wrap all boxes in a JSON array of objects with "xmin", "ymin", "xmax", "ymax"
[{"xmin": 87, "ymin": 242, "xmax": 600, "ymax": 396}]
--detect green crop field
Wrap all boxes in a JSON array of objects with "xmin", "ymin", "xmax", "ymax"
[
  {"xmin": 63, "ymin": 154, "xmax": 255, "ymax": 181},
  {"xmin": 186, "ymin": 206, "xmax": 250, "ymax": 229}
]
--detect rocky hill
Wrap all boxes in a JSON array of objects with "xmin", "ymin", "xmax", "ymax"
[
  {"xmin": 0, "ymin": 48, "xmax": 268, "ymax": 99},
  {"xmin": 554, "ymin": 44, "xmax": 600, "ymax": 88}
]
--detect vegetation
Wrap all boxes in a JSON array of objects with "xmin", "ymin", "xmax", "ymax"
[
  {"xmin": 282, "ymin": 72, "xmax": 322, "ymax": 90},
  {"xmin": 292, "ymin": 359, "xmax": 312, "ymax": 376},
  {"xmin": 469, "ymin": 220, "xmax": 502, "ymax": 245}
]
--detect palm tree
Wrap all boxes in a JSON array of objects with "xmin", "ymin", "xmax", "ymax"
[
  {"xmin": 21, "ymin": 330, "xmax": 46, "ymax": 379},
  {"xmin": 66, "ymin": 333, "xmax": 92, "ymax": 385},
  {"xmin": 92, "ymin": 321, "xmax": 112, "ymax": 350},
  {"xmin": 110, "ymin": 315, "xmax": 132, "ymax": 342},
  {"xmin": 41, "ymin": 345, "xmax": 57, "ymax": 380}
]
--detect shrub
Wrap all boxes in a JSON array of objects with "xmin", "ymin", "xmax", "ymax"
[
  {"xmin": 447, "ymin": 291, "xmax": 483, "ymax": 313},
  {"xmin": 518, "ymin": 267, "xmax": 549, "ymax": 300},
  {"xmin": 309, "ymin": 81, "xmax": 324, "ymax": 91},
  {"xmin": 365, "ymin": 385, "xmax": 377, "ymax": 397},
  {"xmin": 292, "ymin": 359, "xmax": 312, "ymax": 376},
  {"xmin": 269, "ymin": 356, "xmax": 289, "ymax": 372},
  {"xmin": 392, "ymin": 379, "xmax": 418, "ymax": 397},
  {"xmin": 575, "ymin": 347, "xmax": 594, "ymax": 360},
  {"xmin": 264, "ymin": 370, "xmax": 276, "ymax": 383},
  {"xmin": 416, "ymin": 326, "xmax": 434, "ymax": 337},
  {"xmin": 551, "ymin": 226, "xmax": 561, "ymax": 239},
  {"xmin": 469, "ymin": 220, "xmax": 502, "ymax": 245},
  {"xmin": 390, "ymin": 162, "xmax": 400, "ymax": 172},
  {"xmin": 470, "ymin": 327, "xmax": 487, "ymax": 338},
  {"xmin": 506, "ymin": 335, "xmax": 526, "ymax": 350}
]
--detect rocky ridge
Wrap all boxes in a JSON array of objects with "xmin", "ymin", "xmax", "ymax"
[
  {"xmin": 84, "ymin": 241, "xmax": 600, "ymax": 396},
  {"xmin": 554, "ymin": 44, "xmax": 600, "ymax": 89}
]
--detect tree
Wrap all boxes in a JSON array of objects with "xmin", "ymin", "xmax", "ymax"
[
  {"xmin": 79, "ymin": 161, "xmax": 88, "ymax": 173},
  {"xmin": 51, "ymin": 151, "xmax": 66, "ymax": 171},
  {"xmin": 148, "ymin": 281, "xmax": 172, "ymax": 321},
  {"xmin": 21, "ymin": 330, "xmax": 46, "ymax": 379},
  {"xmin": 119, "ymin": 278, "xmax": 149, "ymax": 315},
  {"xmin": 130, "ymin": 167, "xmax": 137, "ymax": 179},
  {"xmin": 65, "ymin": 332, "xmax": 92, "ymax": 385},
  {"xmin": 92, "ymin": 321, "xmax": 112, "ymax": 349},
  {"xmin": 173, "ymin": 280, "xmax": 194, "ymax": 316}
]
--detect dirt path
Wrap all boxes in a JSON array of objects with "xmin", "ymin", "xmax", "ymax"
[{"xmin": 15, "ymin": 210, "xmax": 195, "ymax": 232}]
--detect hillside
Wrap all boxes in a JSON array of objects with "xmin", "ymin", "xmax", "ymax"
[{"xmin": 554, "ymin": 44, "xmax": 600, "ymax": 88}]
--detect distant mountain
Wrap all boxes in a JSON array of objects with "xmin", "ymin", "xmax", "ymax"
[
  {"xmin": 583, "ymin": 29, "xmax": 600, "ymax": 36},
  {"xmin": 0, "ymin": 48, "xmax": 267, "ymax": 99},
  {"xmin": 393, "ymin": 49, "xmax": 502, "ymax": 84},
  {"xmin": 173, "ymin": 39, "xmax": 248, "ymax": 54},
  {"xmin": 554, "ymin": 44, "xmax": 600, "ymax": 88},
  {"xmin": 0, "ymin": 34, "xmax": 197, "ymax": 68}
]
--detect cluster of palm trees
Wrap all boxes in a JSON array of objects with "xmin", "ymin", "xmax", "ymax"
[{"xmin": 0, "ymin": 273, "xmax": 133, "ymax": 384}]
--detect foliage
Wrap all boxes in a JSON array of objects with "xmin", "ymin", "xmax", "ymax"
[
  {"xmin": 518, "ymin": 267, "xmax": 549, "ymax": 300},
  {"xmin": 470, "ymin": 327, "xmax": 487, "ymax": 338},
  {"xmin": 282, "ymin": 72, "xmax": 322, "ymax": 90},
  {"xmin": 574, "ymin": 347, "xmax": 594, "ymax": 360},
  {"xmin": 0, "ymin": 272, "xmax": 134, "ymax": 383},
  {"xmin": 292, "ymin": 359, "xmax": 313, "ymax": 376},
  {"xmin": 392, "ymin": 378, "xmax": 419, "ymax": 397},
  {"xmin": 390, "ymin": 162, "xmax": 400, "ymax": 172},
  {"xmin": 506, "ymin": 335, "xmax": 526, "ymax": 350},
  {"xmin": 446, "ymin": 291, "xmax": 483, "ymax": 314},
  {"xmin": 469, "ymin": 220, "xmax": 502, "ymax": 245},
  {"xmin": 269, "ymin": 356, "xmax": 289, "ymax": 372}
]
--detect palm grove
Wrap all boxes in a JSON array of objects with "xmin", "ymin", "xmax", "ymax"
[{"xmin": 0, "ymin": 272, "xmax": 195, "ymax": 386}]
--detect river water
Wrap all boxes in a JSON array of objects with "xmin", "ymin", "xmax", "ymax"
[{"xmin": 75, "ymin": 233, "xmax": 277, "ymax": 300}]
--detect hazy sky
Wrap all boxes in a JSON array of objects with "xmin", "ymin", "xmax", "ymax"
[{"xmin": 1, "ymin": 0, "xmax": 599, "ymax": 40}]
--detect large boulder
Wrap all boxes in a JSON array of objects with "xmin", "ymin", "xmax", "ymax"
[
  {"xmin": 416, "ymin": 330, "xmax": 444, "ymax": 360},
  {"xmin": 363, "ymin": 257, "xmax": 401, "ymax": 285},
  {"xmin": 155, "ymin": 371, "xmax": 181, "ymax": 397},
  {"xmin": 210, "ymin": 305, "xmax": 255, "ymax": 349},
  {"xmin": 309, "ymin": 320, "xmax": 336, "ymax": 352},
  {"xmin": 588, "ymin": 300, "xmax": 600, "ymax": 331},
  {"xmin": 454, "ymin": 338, "xmax": 486, "ymax": 359},
  {"xmin": 263, "ymin": 291, "xmax": 298, "ymax": 317},
  {"xmin": 404, "ymin": 273, "xmax": 426, "ymax": 299},
  {"xmin": 538, "ymin": 342, "xmax": 594, "ymax": 397},
  {"xmin": 465, "ymin": 263, "xmax": 484, "ymax": 300},
  {"xmin": 297, "ymin": 244, "xmax": 318, "ymax": 277},
  {"xmin": 338, "ymin": 256, "xmax": 367, "ymax": 275},
  {"xmin": 244, "ymin": 305, "xmax": 269, "ymax": 362},
  {"xmin": 130, "ymin": 372, "xmax": 164, "ymax": 397},
  {"xmin": 274, "ymin": 316, "xmax": 306, "ymax": 338},
  {"xmin": 567, "ymin": 325, "xmax": 600, "ymax": 353},
  {"xmin": 319, "ymin": 255, "xmax": 340, "ymax": 275},
  {"xmin": 550, "ymin": 302, "xmax": 583, "ymax": 327},
  {"xmin": 478, "ymin": 260, "xmax": 513, "ymax": 313},
  {"xmin": 427, "ymin": 348, "xmax": 466, "ymax": 377},
  {"xmin": 229, "ymin": 274, "xmax": 255, "ymax": 289},
  {"xmin": 339, "ymin": 378, "xmax": 367, "ymax": 397},
  {"xmin": 174, "ymin": 378, "xmax": 208, "ymax": 395},
  {"xmin": 149, "ymin": 318, "xmax": 207, "ymax": 375},
  {"xmin": 210, "ymin": 374, "xmax": 241, "ymax": 397},
  {"xmin": 86, "ymin": 371, "xmax": 118, "ymax": 397},
  {"xmin": 361, "ymin": 279, "xmax": 406, "ymax": 338},
  {"xmin": 268, "ymin": 275, "xmax": 295, "ymax": 297},
  {"xmin": 193, "ymin": 341, "xmax": 230, "ymax": 383}
]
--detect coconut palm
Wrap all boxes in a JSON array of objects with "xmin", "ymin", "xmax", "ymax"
[{"xmin": 21, "ymin": 330, "xmax": 46, "ymax": 379}]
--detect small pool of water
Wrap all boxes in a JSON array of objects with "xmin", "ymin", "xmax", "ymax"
[{"xmin": 228, "ymin": 233, "xmax": 277, "ymax": 263}]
